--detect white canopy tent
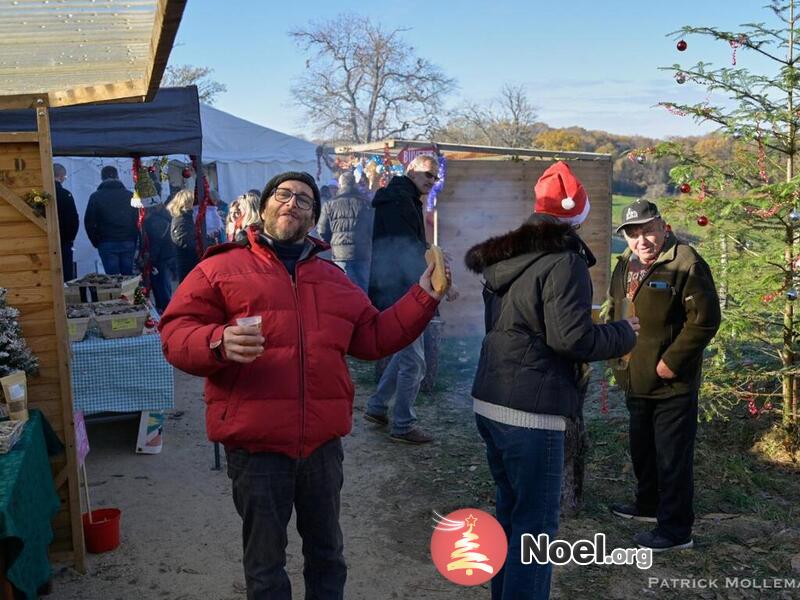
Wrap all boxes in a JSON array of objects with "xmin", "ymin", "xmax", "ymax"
[
  {"xmin": 201, "ymin": 104, "xmax": 329, "ymax": 203},
  {"xmin": 57, "ymin": 104, "xmax": 330, "ymax": 276}
]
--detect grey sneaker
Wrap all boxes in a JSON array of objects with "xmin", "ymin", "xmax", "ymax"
[
  {"xmin": 610, "ymin": 503, "xmax": 657, "ymax": 523},
  {"xmin": 390, "ymin": 428, "xmax": 434, "ymax": 445},
  {"xmin": 363, "ymin": 412, "xmax": 388, "ymax": 427},
  {"xmin": 634, "ymin": 530, "xmax": 693, "ymax": 552}
]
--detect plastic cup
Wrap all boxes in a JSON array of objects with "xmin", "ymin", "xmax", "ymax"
[{"xmin": 236, "ymin": 316, "xmax": 262, "ymax": 329}]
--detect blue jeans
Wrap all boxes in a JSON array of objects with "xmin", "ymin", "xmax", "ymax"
[
  {"xmin": 366, "ymin": 335, "xmax": 425, "ymax": 434},
  {"xmin": 334, "ymin": 260, "xmax": 370, "ymax": 292},
  {"xmin": 225, "ymin": 438, "xmax": 347, "ymax": 600},
  {"xmin": 476, "ymin": 414, "xmax": 565, "ymax": 600},
  {"xmin": 97, "ymin": 240, "xmax": 137, "ymax": 275}
]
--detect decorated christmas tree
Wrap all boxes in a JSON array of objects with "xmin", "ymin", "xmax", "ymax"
[
  {"xmin": 0, "ymin": 287, "xmax": 38, "ymax": 377},
  {"xmin": 645, "ymin": 0, "xmax": 800, "ymax": 437}
]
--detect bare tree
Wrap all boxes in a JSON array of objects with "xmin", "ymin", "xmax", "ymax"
[
  {"xmin": 162, "ymin": 65, "xmax": 227, "ymax": 105},
  {"xmin": 436, "ymin": 84, "xmax": 539, "ymax": 148},
  {"xmin": 289, "ymin": 15, "xmax": 455, "ymax": 143}
]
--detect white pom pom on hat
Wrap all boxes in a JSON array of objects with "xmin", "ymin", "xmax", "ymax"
[{"xmin": 533, "ymin": 161, "xmax": 590, "ymax": 226}]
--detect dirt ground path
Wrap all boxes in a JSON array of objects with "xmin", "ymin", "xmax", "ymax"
[
  {"xmin": 50, "ymin": 346, "xmax": 800, "ymax": 599},
  {"xmin": 52, "ymin": 365, "xmax": 488, "ymax": 600}
]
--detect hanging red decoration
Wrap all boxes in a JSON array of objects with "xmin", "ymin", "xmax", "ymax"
[
  {"xmin": 697, "ymin": 215, "xmax": 709, "ymax": 226},
  {"xmin": 182, "ymin": 167, "xmax": 192, "ymax": 179},
  {"xmin": 677, "ymin": 40, "xmax": 687, "ymax": 51},
  {"xmin": 729, "ymin": 34, "xmax": 747, "ymax": 66},
  {"xmin": 132, "ymin": 156, "xmax": 152, "ymax": 295},
  {"xmin": 679, "ymin": 183, "xmax": 691, "ymax": 194},
  {"xmin": 148, "ymin": 165, "xmax": 156, "ymax": 174}
]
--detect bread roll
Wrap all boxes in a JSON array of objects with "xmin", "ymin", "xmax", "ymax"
[{"xmin": 425, "ymin": 245, "xmax": 450, "ymax": 295}]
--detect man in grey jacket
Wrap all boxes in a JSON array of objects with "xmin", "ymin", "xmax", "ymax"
[{"xmin": 316, "ymin": 171, "xmax": 374, "ymax": 291}]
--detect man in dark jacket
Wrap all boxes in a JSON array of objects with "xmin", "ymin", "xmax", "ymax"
[
  {"xmin": 365, "ymin": 155, "xmax": 439, "ymax": 444},
  {"xmin": 159, "ymin": 171, "xmax": 444, "ymax": 599},
  {"xmin": 466, "ymin": 162, "xmax": 638, "ymax": 600},
  {"xmin": 53, "ymin": 163, "xmax": 79, "ymax": 281},
  {"xmin": 84, "ymin": 165, "xmax": 139, "ymax": 275},
  {"xmin": 317, "ymin": 171, "xmax": 374, "ymax": 291},
  {"xmin": 608, "ymin": 199, "xmax": 720, "ymax": 552}
]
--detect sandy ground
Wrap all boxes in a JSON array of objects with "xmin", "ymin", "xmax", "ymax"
[{"xmin": 51, "ymin": 366, "xmax": 489, "ymax": 600}]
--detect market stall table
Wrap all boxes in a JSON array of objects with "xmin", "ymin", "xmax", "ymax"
[
  {"xmin": 70, "ymin": 331, "xmax": 174, "ymax": 452},
  {"xmin": 0, "ymin": 410, "xmax": 62, "ymax": 600},
  {"xmin": 70, "ymin": 331, "xmax": 173, "ymax": 415}
]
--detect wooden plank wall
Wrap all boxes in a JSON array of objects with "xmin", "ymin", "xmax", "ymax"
[
  {"xmin": 436, "ymin": 158, "xmax": 612, "ymax": 337},
  {"xmin": 0, "ymin": 131, "xmax": 85, "ymax": 570}
]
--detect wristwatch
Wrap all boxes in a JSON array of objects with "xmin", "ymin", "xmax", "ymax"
[{"xmin": 210, "ymin": 338, "xmax": 225, "ymax": 361}]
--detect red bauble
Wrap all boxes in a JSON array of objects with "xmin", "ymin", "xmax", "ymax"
[
  {"xmin": 679, "ymin": 183, "xmax": 691, "ymax": 194},
  {"xmin": 181, "ymin": 167, "xmax": 192, "ymax": 178},
  {"xmin": 148, "ymin": 165, "xmax": 156, "ymax": 174},
  {"xmin": 697, "ymin": 215, "xmax": 709, "ymax": 226},
  {"xmin": 145, "ymin": 317, "xmax": 156, "ymax": 329},
  {"xmin": 677, "ymin": 40, "xmax": 687, "ymax": 51}
]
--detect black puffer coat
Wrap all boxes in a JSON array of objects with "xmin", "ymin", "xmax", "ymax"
[
  {"xmin": 316, "ymin": 190, "xmax": 374, "ymax": 261},
  {"xmin": 466, "ymin": 214, "xmax": 636, "ymax": 419},
  {"xmin": 84, "ymin": 179, "xmax": 138, "ymax": 247}
]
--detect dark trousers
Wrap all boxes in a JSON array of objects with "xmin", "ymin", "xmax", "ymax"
[
  {"xmin": 626, "ymin": 392, "xmax": 698, "ymax": 542},
  {"xmin": 225, "ymin": 438, "xmax": 347, "ymax": 600},
  {"xmin": 476, "ymin": 414, "xmax": 564, "ymax": 600},
  {"xmin": 97, "ymin": 240, "xmax": 136, "ymax": 275},
  {"xmin": 60, "ymin": 242, "xmax": 74, "ymax": 282},
  {"xmin": 150, "ymin": 258, "xmax": 174, "ymax": 313}
]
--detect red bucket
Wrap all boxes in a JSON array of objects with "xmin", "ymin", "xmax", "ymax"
[{"xmin": 82, "ymin": 508, "xmax": 121, "ymax": 553}]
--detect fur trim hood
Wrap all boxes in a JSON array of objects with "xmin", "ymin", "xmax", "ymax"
[{"xmin": 464, "ymin": 214, "xmax": 595, "ymax": 292}]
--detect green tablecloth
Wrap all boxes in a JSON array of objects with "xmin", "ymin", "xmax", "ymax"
[{"xmin": 0, "ymin": 410, "xmax": 62, "ymax": 600}]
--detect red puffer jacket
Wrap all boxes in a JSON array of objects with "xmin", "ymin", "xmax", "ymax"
[{"xmin": 159, "ymin": 228, "xmax": 438, "ymax": 458}]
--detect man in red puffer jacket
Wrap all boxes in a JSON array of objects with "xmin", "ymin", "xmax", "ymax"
[{"xmin": 159, "ymin": 171, "xmax": 445, "ymax": 600}]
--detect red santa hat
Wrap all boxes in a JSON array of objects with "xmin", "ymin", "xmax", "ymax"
[{"xmin": 533, "ymin": 161, "xmax": 590, "ymax": 225}]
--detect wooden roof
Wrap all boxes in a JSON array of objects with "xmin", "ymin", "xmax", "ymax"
[
  {"xmin": 334, "ymin": 139, "xmax": 612, "ymax": 162},
  {"xmin": 0, "ymin": 0, "xmax": 186, "ymax": 109}
]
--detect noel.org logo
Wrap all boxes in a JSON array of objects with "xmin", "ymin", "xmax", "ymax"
[{"xmin": 430, "ymin": 508, "xmax": 508, "ymax": 586}]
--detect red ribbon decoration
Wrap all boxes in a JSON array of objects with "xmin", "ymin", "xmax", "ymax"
[
  {"xmin": 191, "ymin": 156, "xmax": 210, "ymax": 259},
  {"xmin": 132, "ymin": 157, "xmax": 152, "ymax": 297}
]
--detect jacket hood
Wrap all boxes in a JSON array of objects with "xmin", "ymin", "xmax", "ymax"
[
  {"xmin": 371, "ymin": 175, "xmax": 420, "ymax": 207},
  {"xmin": 465, "ymin": 214, "xmax": 596, "ymax": 293}
]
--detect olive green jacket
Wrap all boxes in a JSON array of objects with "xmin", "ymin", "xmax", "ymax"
[{"xmin": 608, "ymin": 233, "xmax": 720, "ymax": 399}]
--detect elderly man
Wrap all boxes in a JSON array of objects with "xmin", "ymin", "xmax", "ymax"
[
  {"xmin": 607, "ymin": 199, "xmax": 720, "ymax": 552},
  {"xmin": 365, "ymin": 154, "xmax": 441, "ymax": 444},
  {"xmin": 159, "ymin": 171, "xmax": 445, "ymax": 599}
]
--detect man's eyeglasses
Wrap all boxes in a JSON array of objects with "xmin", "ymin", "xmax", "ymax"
[
  {"xmin": 421, "ymin": 171, "xmax": 440, "ymax": 182},
  {"xmin": 273, "ymin": 188, "xmax": 314, "ymax": 211}
]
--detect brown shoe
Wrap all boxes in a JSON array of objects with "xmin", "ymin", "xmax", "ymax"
[
  {"xmin": 364, "ymin": 412, "xmax": 389, "ymax": 427},
  {"xmin": 390, "ymin": 428, "xmax": 434, "ymax": 444}
]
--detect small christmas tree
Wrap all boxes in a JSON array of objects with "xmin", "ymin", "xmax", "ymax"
[
  {"xmin": 0, "ymin": 287, "xmax": 38, "ymax": 378},
  {"xmin": 643, "ymin": 1, "xmax": 800, "ymax": 431}
]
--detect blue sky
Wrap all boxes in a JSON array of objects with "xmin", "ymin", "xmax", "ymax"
[{"xmin": 168, "ymin": 1, "xmax": 782, "ymax": 140}]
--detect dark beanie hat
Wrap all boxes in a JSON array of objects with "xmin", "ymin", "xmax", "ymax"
[{"xmin": 260, "ymin": 171, "xmax": 321, "ymax": 223}]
